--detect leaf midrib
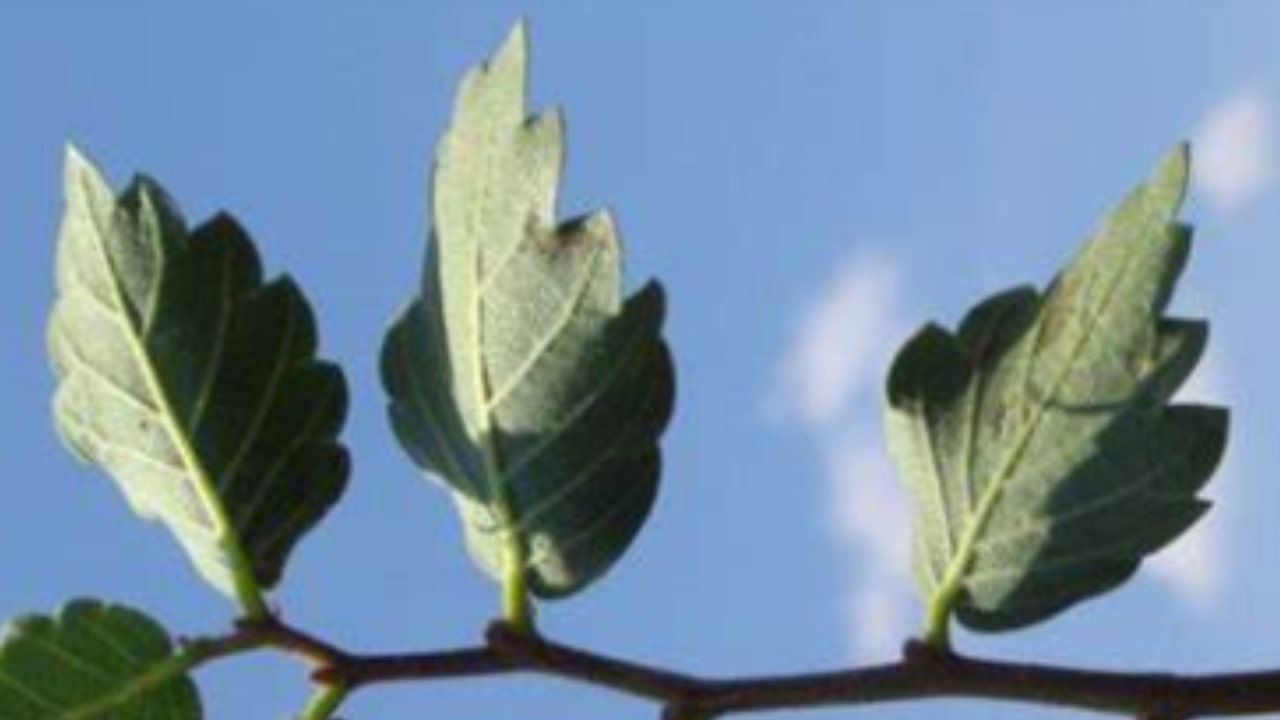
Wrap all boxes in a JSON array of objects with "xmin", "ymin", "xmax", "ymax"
[
  {"xmin": 57, "ymin": 651, "xmax": 193, "ymax": 720},
  {"xmin": 458, "ymin": 109, "xmax": 526, "ymax": 590},
  {"xmin": 0, "ymin": 632, "xmax": 189, "ymax": 720},
  {"xmin": 76, "ymin": 174, "xmax": 266, "ymax": 617},
  {"xmin": 927, "ymin": 226, "xmax": 1149, "ymax": 626}
]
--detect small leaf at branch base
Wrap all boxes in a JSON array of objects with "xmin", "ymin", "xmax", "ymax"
[
  {"xmin": 0, "ymin": 600, "xmax": 200, "ymax": 719},
  {"xmin": 49, "ymin": 148, "xmax": 350, "ymax": 614},
  {"xmin": 381, "ymin": 22, "xmax": 675, "ymax": 611},
  {"xmin": 886, "ymin": 144, "xmax": 1227, "ymax": 640}
]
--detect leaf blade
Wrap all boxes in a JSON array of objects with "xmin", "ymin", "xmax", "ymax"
[
  {"xmin": 382, "ymin": 23, "xmax": 675, "ymax": 611},
  {"xmin": 49, "ymin": 149, "xmax": 350, "ymax": 614},
  {"xmin": 0, "ymin": 600, "xmax": 201, "ymax": 719},
  {"xmin": 886, "ymin": 145, "xmax": 1227, "ymax": 641}
]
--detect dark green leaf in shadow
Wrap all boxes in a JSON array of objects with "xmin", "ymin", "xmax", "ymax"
[{"xmin": 0, "ymin": 600, "xmax": 200, "ymax": 719}]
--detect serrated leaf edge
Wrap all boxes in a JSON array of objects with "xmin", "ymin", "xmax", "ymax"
[
  {"xmin": 913, "ymin": 145, "xmax": 1193, "ymax": 645},
  {"xmin": 0, "ymin": 600, "xmax": 203, "ymax": 720}
]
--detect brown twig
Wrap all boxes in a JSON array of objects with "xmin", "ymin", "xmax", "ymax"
[{"xmin": 207, "ymin": 618, "xmax": 1280, "ymax": 719}]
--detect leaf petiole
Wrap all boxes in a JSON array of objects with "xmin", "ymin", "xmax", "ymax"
[
  {"xmin": 922, "ymin": 598, "xmax": 952, "ymax": 649},
  {"xmin": 298, "ymin": 684, "xmax": 349, "ymax": 720},
  {"xmin": 502, "ymin": 538, "xmax": 535, "ymax": 634}
]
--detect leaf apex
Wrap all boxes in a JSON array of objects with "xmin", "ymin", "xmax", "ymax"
[
  {"xmin": 583, "ymin": 207, "xmax": 618, "ymax": 237},
  {"xmin": 886, "ymin": 323, "xmax": 959, "ymax": 406},
  {"xmin": 63, "ymin": 141, "xmax": 93, "ymax": 173},
  {"xmin": 1154, "ymin": 141, "xmax": 1192, "ymax": 208},
  {"xmin": 63, "ymin": 141, "xmax": 85, "ymax": 165},
  {"xmin": 494, "ymin": 18, "xmax": 530, "ymax": 79},
  {"xmin": 62, "ymin": 143, "xmax": 107, "ymax": 196},
  {"xmin": 510, "ymin": 17, "xmax": 530, "ymax": 50},
  {"xmin": 192, "ymin": 209, "xmax": 249, "ymax": 244}
]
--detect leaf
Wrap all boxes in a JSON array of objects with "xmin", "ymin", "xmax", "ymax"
[
  {"xmin": 381, "ymin": 22, "xmax": 675, "ymax": 608},
  {"xmin": 885, "ymin": 145, "xmax": 1227, "ymax": 641},
  {"xmin": 49, "ymin": 148, "xmax": 350, "ymax": 616},
  {"xmin": 0, "ymin": 600, "xmax": 200, "ymax": 719}
]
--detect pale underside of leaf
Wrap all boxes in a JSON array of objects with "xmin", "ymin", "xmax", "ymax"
[
  {"xmin": 49, "ymin": 149, "xmax": 349, "ymax": 614},
  {"xmin": 382, "ymin": 23, "xmax": 675, "ymax": 599},
  {"xmin": 0, "ymin": 600, "xmax": 199, "ymax": 720},
  {"xmin": 886, "ymin": 145, "xmax": 1228, "ymax": 633}
]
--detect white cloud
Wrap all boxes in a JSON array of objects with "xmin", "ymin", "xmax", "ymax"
[
  {"xmin": 767, "ymin": 253, "xmax": 905, "ymax": 426},
  {"xmin": 848, "ymin": 584, "xmax": 912, "ymax": 661},
  {"xmin": 768, "ymin": 249, "xmax": 917, "ymax": 660},
  {"xmin": 826, "ymin": 439, "xmax": 912, "ymax": 585},
  {"xmin": 1194, "ymin": 91, "xmax": 1273, "ymax": 215},
  {"xmin": 1149, "ymin": 515, "xmax": 1224, "ymax": 611},
  {"xmin": 828, "ymin": 437, "xmax": 916, "ymax": 660},
  {"xmin": 1149, "ymin": 349, "xmax": 1232, "ymax": 611}
]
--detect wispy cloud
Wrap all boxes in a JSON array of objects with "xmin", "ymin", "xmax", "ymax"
[
  {"xmin": 826, "ymin": 440, "xmax": 911, "ymax": 581},
  {"xmin": 768, "ymin": 250, "xmax": 917, "ymax": 660},
  {"xmin": 1149, "ymin": 347, "xmax": 1233, "ymax": 611},
  {"xmin": 827, "ymin": 437, "xmax": 915, "ymax": 658},
  {"xmin": 847, "ymin": 583, "xmax": 912, "ymax": 661},
  {"xmin": 1194, "ymin": 91, "xmax": 1273, "ymax": 215},
  {"xmin": 767, "ymin": 253, "xmax": 905, "ymax": 426}
]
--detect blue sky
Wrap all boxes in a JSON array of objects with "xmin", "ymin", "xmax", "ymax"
[{"xmin": 2, "ymin": 2, "xmax": 1279, "ymax": 718}]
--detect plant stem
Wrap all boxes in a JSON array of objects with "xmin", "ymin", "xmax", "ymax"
[
  {"xmin": 192, "ymin": 614, "xmax": 1280, "ymax": 719},
  {"xmin": 182, "ymin": 631, "xmax": 271, "ymax": 665},
  {"xmin": 298, "ymin": 684, "xmax": 348, "ymax": 720},
  {"xmin": 501, "ymin": 539, "xmax": 534, "ymax": 634},
  {"xmin": 921, "ymin": 596, "xmax": 952, "ymax": 649},
  {"xmin": 275, "ymin": 619, "xmax": 1280, "ymax": 719}
]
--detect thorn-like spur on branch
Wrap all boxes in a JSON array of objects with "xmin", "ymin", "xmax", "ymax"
[{"xmin": 230, "ymin": 618, "xmax": 1280, "ymax": 719}]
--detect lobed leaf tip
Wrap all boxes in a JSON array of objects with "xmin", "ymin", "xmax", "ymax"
[
  {"xmin": 63, "ymin": 141, "xmax": 88, "ymax": 168},
  {"xmin": 492, "ymin": 18, "xmax": 530, "ymax": 77},
  {"xmin": 508, "ymin": 18, "xmax": 531, "ymax": 54},
  {"xmin": 1155, "ymin": 141, "xmax": 1192, "ymax": 206},
  {"xmin": 62, "ymin": 142, "xmax": 106, "ymax": 193},
  {"xmin": 202, "ymin": 209, "xmax": 246, "ymax": 236}
]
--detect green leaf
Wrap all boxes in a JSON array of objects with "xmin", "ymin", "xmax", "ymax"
[
  {"xmin": 0, "ymin": 600, "xmax": 200, "ymax": 719},
  {"xmin": 49, "ymin": 148, "xmax": 350, "ymax": 616},
  {"xmin": 886, "ymin": 145, "xmax": 1227, "ymax": 643},
  {"xmin": 381, "ymin": 22, "xmax": 675, "ymax": 618}
]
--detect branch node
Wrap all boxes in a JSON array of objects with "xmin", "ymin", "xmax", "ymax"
[
  {"xmin": 310, "ymin": 666, "xmax": 342, "ymax": 685},
  {"xmin": 233, "ymin": 616, "xmax": 265, "ymax": 633},
  {"xmin": 485, "ymin": 620, "xmax": 539, "ymax": 661},
  {"xmin": 902, "ymin": 638, "xmax": 953, "ymax": 667}
]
